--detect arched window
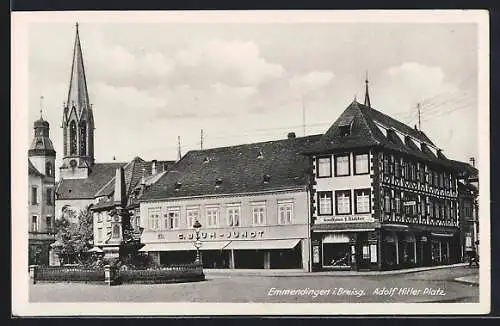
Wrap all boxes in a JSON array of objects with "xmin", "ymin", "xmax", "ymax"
[
  {"xmin": 45, "ymin": 161, "xmax": 53, "ymax": 176},
  {"xmin": 79, "ymin": 122, "xmax": 87, "ymax": 156},
  {"xmin": 69, "ymin": 121, "xmax": 77, "ymax": 155},
  {"xmin": 112, "ymin": 224, "xmax": 120, "ymax": 238}
]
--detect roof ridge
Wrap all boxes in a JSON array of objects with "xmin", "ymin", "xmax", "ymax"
[{"xmin": 187, "ymin": 134, "xmax": 323, "ymax": 154}]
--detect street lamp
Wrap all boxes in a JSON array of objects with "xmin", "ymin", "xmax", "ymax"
[{"xmin": 193, "ymin": 219, "xmax": 202, "ymax": 264}]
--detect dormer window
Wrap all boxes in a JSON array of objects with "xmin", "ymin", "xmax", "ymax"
[
  {"xmin": 263, "ymin": 174, "xmax": 271, "ymax": 183},
  {"xmin": 257, "ymin": 151, "xmax": 264, "ymax": 159},
  {"xmin": 215, "ymin": 178, "xmax": 223, "ymax": 187},
  {"xmin": 174, "ymin": 181, "xmax": 182, "ymax": 191},
  {"xmin": 203, "ymin": 157, "xmax": 210, "ymax": 164},
  {"xmin": 339, "ymin": 124, "xmax": 351, "ymax": 137}
]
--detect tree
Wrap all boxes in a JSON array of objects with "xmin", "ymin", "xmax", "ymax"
[{"xmin": 52, "ymin": 206, "xmax": 94, "ymax": 265}]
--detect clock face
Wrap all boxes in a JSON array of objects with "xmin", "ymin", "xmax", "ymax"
[{"xmin": 70, "ymin": 159, "xmax": 77, "ymax": 168}]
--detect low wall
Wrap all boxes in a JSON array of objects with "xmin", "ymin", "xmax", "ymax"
[{"xmin": 29, "ymin": 263, "xmax": 205, "ymax": 285}]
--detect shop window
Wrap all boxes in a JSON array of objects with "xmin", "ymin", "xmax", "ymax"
[
  {"xmin": 354, "ymin": 153, "xmax": 369, "ymax": 175},
  {"xmin": 354, "ymin": 189, "xmax": 371, "ymax": 214},
  {"xmin": 187, "ymin": 208, "xmax": 199, "ymax": 229},
  {"xmin": 227, "ymin": 205, "xmax": 241, "ymax": 227},
  {"xmin": 278, "ymin": 201, "xmax": 293, "ymax": 224},
  {"xmin": 322, "ymin": 234, "xmax": 350, "ymax": 267},
  {"xmin": 335, "ymin": 190, "xmax": 352, "ymax": 215},
  {"xmin": 148, "ymin": 207, "xmax": 161, "ymax": 230},
  {"xmin": 206, "ymin": 206, "xmax": 219, "ymax": 227},
  {"xmin": 252, "ymin": 204, "xmax": 266, "ymax": 225},
  {"xmin": 317, "ymin": 156, "xmax": 332, "ymax": 178},
  {"xmin": 334, "ymin": 154, "xmax": 350, "ymax": 176},
  {"xmin": 318, "ymin": 191, "xmax": 333, "ymax": 215}
]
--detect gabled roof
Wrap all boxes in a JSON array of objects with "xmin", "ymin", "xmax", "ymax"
[
  {"xmin": 140, "ymin": 134, "xmax": 322, "ymax": 201},
  {"xmin": 449, "ymin": 160, "xmax": 479, "ymax": 180},
  {"xmin": 28, "ymin": 159, "xmax": 44, "ymax": 177},
  {"xmin": 303, "ymin": 101, "xmax": 454, "ymax": 169},
  {"xmin": 56, "ymin": 162, "xmax": 126, "ymax": 200}
]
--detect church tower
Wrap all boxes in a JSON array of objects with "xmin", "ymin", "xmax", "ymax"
[
  {"xmin": 60, "ymin": 23, "xmax": 95, "ymax": 180},
  {"xmin": 28, "ymin": 109, "xmax": 56, "ymax": 180}
]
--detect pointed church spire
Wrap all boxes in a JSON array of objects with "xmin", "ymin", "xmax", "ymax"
[
  {"xmin": 364, "ymin": 71, "xmax": 371, "ymax": 108},
  {"xmin": 67, "ymin": 22, "xmax": 90, "ymax": 112},
  {"xmin": 39, "ymin": 96, "xmax": 44, "ymax": 120}
]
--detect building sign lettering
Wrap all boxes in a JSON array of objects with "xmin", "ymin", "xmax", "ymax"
[
  {"xmin": 318, "ymin": 215, "xmax": 374, "ymax": 223},
  {"xmin": 156, "ymin": 230, "xmax": 265, "ymax": 240}
]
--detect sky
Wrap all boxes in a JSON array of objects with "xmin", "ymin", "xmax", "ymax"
[{"xmin": 27, "ymin": 21, "xmax": 480, "ymax": 179}]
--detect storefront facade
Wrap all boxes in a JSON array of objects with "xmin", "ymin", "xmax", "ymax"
[{"xmin": 140, "ymin": 190, "xmax": 311, "ymax": 271}]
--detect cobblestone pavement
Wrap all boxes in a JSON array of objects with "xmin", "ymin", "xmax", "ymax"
[{"xmin": 29, "ymin": 266, "xmax": 479, "ymax": 303}]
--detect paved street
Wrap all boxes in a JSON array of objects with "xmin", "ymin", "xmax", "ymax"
[{"xmin": 29, "ymin": 266, "xmax": 478, "ymax": 303}]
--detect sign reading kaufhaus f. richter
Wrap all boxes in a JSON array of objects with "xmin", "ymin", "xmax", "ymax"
[{"xmin": 316, "ymin": 215, "xmax": 374, "ymax": 224}]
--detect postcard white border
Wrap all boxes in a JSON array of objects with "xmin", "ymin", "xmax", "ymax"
[{"xmin": 11, "ymin": 10, "xmax": 490, "ymax": 316}]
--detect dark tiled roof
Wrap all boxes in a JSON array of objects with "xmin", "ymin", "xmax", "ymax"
[
  {"xmin": 28, "ymin": 159, "xmax": 44, "ymax": 177},
  {"xmin": 303, "ymin": 101, "xmax": 455, "ymax": 169},
  {"xmin": 140, "ymin": 135, "xmax": 322, "ymax": 201},
  {"xmin": 92, "ymin": 157, "xmax": 175, "ymax": 210},
  {"xmin": 56, "ymin": 162, "xmax": 126, "ymax": 199},
  {"xmin": 449, "ymin": 160, "xmax": 479, "ymax": 180}
]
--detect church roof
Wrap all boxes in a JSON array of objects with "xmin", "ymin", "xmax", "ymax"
[
  {"xmin": 67, "ymin": 23, "xmax": 90, "ymax": 112},
  {"xmin": 56, "ymin": 162, "xmax": 126, "ymax": 200},
  {"xmin": 302, "ymin": 101, "xmax": 456, "ymax": 169},
  {"xmin": 140, "ymin": 134, "xmax": 322, "ymax": 201}
]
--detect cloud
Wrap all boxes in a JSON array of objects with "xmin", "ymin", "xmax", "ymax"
[
  {"xmin": 290, "ymin": 70, "xmax": 335, "ymax": 92},
  {"xmin": 174, "ymin": 39, "xmax": 285, "ymax": 87}
]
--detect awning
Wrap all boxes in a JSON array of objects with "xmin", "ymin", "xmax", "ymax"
[
  {"xmin": 323, "ymin": 233, "xmax": 350, "ymax": 243},
  {"xmin": 88, "ymin": 246, "xmax": 104, "ymax": 253},
  {"xmin": 225, "ymin": 239, "xmax": 301, "ymax": 250},
  {"xmin": 139, "ymin": 241, "xmax": 230, "ymax": 252},
  {"xmin": 431, "ymin": 232, "xmax": 455, "ymax": 238}
]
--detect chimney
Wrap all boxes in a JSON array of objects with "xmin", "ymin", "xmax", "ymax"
[
  {"xmin": 287, "ymin": 132, "xmax": 296, "ymax": 139},
  {"xmin": 113, "ymin": 167, "xmax": 126, "ymax": 207},
  {"xmin": 151, "ymin": 160, "xmax": 157, "ymax": 175}
]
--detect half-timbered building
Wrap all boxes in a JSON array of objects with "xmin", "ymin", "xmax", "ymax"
[{"xmin": 303, "ymin": 84, "xmax": 463, "ymax": 271}]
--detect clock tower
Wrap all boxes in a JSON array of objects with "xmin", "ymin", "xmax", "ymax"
[{"xmin": 60, "ymin": 23, "xmax": 95, "ymax": 180}]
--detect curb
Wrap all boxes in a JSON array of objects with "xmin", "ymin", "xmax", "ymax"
[
  {"xmin": 454, "ymin": 276, "xmax": 479, "ymax": 287},
  {"xmin": 204, "ymin": 263, "xmax": 469, "ymax": 277}
]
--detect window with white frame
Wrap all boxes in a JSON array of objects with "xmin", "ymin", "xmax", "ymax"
[
  {"xmin": 252, "ymin": 203, "xmax": 266, "ymax": 225},
  {"xmin": 227, "ymin": 204, "xmax": 241, "ymax": 227},
  {"xmin": 31, "ymin": 187, "xmax": 38, "ymax": 205},
  {"xmin": 148, "ymin": 207, "xmax": 161, "ymax": 230},
  {"xmin": 354, "ymin": 153, "xmax": 369, "ymax": 175},
  {"xmin": 334, "ymin": 154, "xmax": 350, "ymax": 176},
  {"xmin": 335, "ymin": 190, "xmax": 352, "ymax": 215},
  {"xmin": 318, "ymin": 191, "xmax": 333, "ymax": 215},
  {"xmin": 167, "ymin": 208, "xmax": 180, "ymax": 230},
  {"xmin": 186, "ymin": 207, "xmax": 199, "ymax": 229},
  {"xmin": 317, "ymin": 156, "xmax": 332, "ymax": 178},
  {"xmin": 97, "ymin": 227, "xmax": 103, "ymax": 242},
  {"xmin": 31, "ymin": 215, "xmax": 38, "ymax": 232},
  {"xmin": 206, "ymin": 206, "xmax": 219, "ymax": 227},
  {"xmin": 354, "ymin": 189, "xmax": 371, "ymax": 214},
  {"xmin": 278, "ymin": 201, "xmax": 293, "ymax": 224}
]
